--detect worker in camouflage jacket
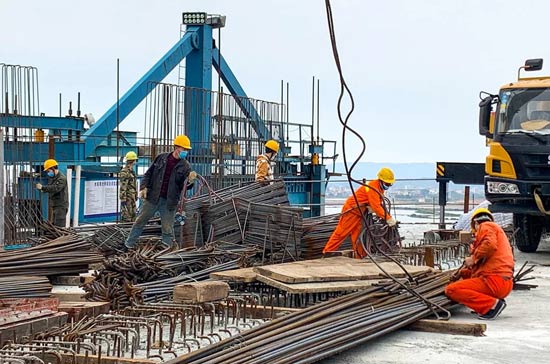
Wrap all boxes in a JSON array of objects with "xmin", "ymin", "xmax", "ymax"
[
  {"xmin": 35, "ymin": 159, "xmax": 68, "ymax": 227},
  {"xmin": 119, "ymin": 151, "xmax": 139, "ymax": 222}
]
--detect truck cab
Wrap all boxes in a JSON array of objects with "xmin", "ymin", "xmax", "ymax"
[{"xmin": 479, "ymin": 58, "xmax": 550, "ymax": 252}]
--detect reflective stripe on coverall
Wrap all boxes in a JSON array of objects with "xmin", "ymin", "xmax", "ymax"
[
  {"xmin": 322, "ymin": 180, "xmax": 392, "ymax": 258},
  {"xmin": 445, "ymin": 221, "xmax": 514, "ymax": 314}
]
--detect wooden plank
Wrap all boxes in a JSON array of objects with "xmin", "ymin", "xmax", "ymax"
[
  {"xmin": 173, "ymin": 281, "xmax": 230, "ymax": 303},
  {"xmin": 254, "ymin": 257, "xmax": 433, "ymax": 284},
  {"xmin": 58, "ymin": 301, "xmax": 110, "ymax": 320},
  {"xmin": 256, "ymin": 274, "xmax": 381, "ymax": 294},
  {"xmin": 406, "ymin": 319, "xmax": 487, "ymax": 337},
  {"xmin": 210, "ymin": 267, "xmax": 257, "ymax": 283}
]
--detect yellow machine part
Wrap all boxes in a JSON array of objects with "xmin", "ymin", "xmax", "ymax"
[{"xmin": 486, "ymin": 142, "xmax": 516, "ymax": 179}]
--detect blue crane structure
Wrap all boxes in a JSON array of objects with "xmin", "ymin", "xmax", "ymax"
[{"xmin": 0, "ymin": 12, "xmax": 329, "ymax": 227}]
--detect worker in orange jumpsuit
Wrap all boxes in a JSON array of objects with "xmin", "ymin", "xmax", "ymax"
[
  {"xmin": 445, "ymin": 208, "xmax": 514, "ymax": 320},
  {"xmin": 323, "ymin": 167, "xmax": 397, "ymax": 258}
]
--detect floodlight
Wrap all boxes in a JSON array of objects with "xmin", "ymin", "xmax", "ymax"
[{"xmin": 182, "ymin": 12, "xmax": 207, "ymax": 25}]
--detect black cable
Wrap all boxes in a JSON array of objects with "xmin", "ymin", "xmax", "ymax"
[{"xmin": 324, "ymin": 0, "xmax": 450, "ymax": 319}]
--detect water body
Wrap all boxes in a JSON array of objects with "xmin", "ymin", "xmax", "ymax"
[{"xmin": 324, "ymin": 199, "xmax": 466, "ymax": 243}]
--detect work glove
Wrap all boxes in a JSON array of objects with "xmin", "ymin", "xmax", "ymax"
[
  {"xmin": 138, "ymin": 188, "xmax": 148, "ymax": 199},
  {"xmin": 35, "ymin": 183, "xmax": 43, "ymax": 190},
  {"xmin": 188, "ymin": 171, "xmax": 197, "ymax": 183},
  {"xmin": 386, "ymin": 217, "xmax": 397, "ymax": 227}
]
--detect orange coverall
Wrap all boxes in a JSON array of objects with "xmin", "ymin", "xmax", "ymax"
[
  {"xmin": 445, "ymin": 221, "xmax": 514, "ymax": 314},
  {"xmin": 323, "ymin": 180, "xmax": 392, "ymax": 258}
]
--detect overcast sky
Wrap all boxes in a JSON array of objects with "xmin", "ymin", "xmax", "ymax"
[{"xmin": 2, "ymin": 0, "xmax": 550, "ymax": 164}]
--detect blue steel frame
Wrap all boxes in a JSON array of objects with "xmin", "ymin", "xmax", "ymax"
[{"xmin": 1, "ymin": 15, "xmax": 327, "ymax": 222}]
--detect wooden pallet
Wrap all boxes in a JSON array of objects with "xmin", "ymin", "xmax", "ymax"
[{"xmin": 253, "ymin": 256, "xmax": 433, "ymax": 284}]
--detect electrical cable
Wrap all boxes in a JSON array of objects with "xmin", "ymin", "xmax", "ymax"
[{"xmin": 324, "ymin": 0, "xmax": 450, "ymax": 320}]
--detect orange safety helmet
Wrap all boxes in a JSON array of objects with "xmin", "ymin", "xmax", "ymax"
[
  {"xmin": 265, "ymin": 140, "xmax": 279, "ymax": 153},
  {"xmin": 377, "ymin": 167, "xmax": 395, "ymax": 184},
  {"xmin": 43, "ymin": 159, "xmax": 58, "ymax": 170},
  {"xmin": 174, "ymin": 135, "xmax": 192, "ymax": 149}
]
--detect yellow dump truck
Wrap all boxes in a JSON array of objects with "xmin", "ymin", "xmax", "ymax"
[{"xmin": 479, "ymin": 59, "xmax": 550, "ymax": 252}]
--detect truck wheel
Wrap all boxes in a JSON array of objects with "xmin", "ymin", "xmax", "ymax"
[{"xmin": 513, "ymin": 214, "xmax": 542, "ymax": 253}]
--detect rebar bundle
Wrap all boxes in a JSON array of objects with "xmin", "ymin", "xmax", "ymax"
[
  {"xmin": 301, "ymin": 213, "xmax": 346, "ymax": 259},
  {"xmin": 181, "ymin": 180, "xmax": 290, "ymax": 247},
  {"xmin": 165, "ymin": 271, "xmax": 453, "ymax": 364},
  {"xmin": 0, "ymin": 234, "xmax": 102, "ymax": 277},
  {"xmin": 399, "ymin": 239, "xmax": 470, "ymax": 269},
  {"xmin": 82, "ymin": 240, "xmax": 258, "ymax": 308},
  {"xmin": 0, "ymin": 276, "xmax": 52, "ymax": 298}
]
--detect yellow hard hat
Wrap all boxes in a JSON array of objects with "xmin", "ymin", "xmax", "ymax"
[
  {"xmin": 44, "ymin": 159, "xmax": 58, "ymax": 170},
  {"xmin": 174, "ymin": 135, "xmax": 192, "ymax": 149},
  {"xmin": 471, "ymin": 207, "xmax": 493, "ymax": 222},
  {"xmin": 125, "ymin": 151, "xmax": 138, "ymax": 161},
  {"xmin": 470, "ymin": 207, "xmax": 493, "ymax": 232},
  {"xmin": 265, "ymin": 140, "xmax": 279, "ymax": 153},
  {"xmin": 377, "ymin": 167, "xmax": 395, "ymax": 184}
]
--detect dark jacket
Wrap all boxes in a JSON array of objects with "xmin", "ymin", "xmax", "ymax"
[
  {"xmin": 141, "ymin": 152, "xmax": 192, "ymax": 208},
  {"xmin": 41, "ymin": 171, "xmax": 68, "ymax": 209}
]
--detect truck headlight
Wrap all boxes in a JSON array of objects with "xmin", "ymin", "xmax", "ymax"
[{"xmin": 487, "ymin": 181, "xmax": 520, "ymax": 194}]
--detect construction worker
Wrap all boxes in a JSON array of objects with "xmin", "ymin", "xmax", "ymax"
[
  {"xmin": 323, "ymin": 167, "xmax": 397, "ymax": 258},
  {"xmin": 255, "ymin": 140, "xmax": 279, "ymax": 182},
  {"xmin": 445, "ymin": 208, "xmax": 514, "ymax": 320},
  {"xmin": 124, "ymin": 135, "xmax": 196, "ymax": 250},
  {"xmin": 119, "ymin": 151, "xmax": 139, "ymax": 223},
  {"xmin": 35, "ymin": 159, "xmax": 68, "ymax": 227}
]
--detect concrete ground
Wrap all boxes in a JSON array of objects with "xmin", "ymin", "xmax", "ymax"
[{"xmin": 321, "ymin": 238, "xmax": 550, "ymax": 364}]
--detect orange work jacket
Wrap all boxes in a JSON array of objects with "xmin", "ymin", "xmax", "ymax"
[
  {"xmin": 341, "ymin": 180, "xmax": 392, "ymax": 220},
  {"xmin": 470, "ymin": 221, "xmax": 514, "ymax": 278}
]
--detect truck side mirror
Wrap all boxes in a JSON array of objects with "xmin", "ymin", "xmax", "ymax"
[{"xmin": 479, "ymin": 95, "xmax": 494, "ymax": 138}]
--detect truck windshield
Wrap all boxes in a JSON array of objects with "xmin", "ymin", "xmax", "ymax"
[{"xmin": 496, "ymin": 88, "xmax": 550, "ymax": 135}]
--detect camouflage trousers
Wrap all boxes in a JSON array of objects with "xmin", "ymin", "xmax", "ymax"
[{"xmin": 121, "ymin": 199, "xmax": 137, "ymax": 222}]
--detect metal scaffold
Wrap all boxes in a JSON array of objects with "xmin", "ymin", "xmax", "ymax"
[
  {"xmin": 142, "ymin": 82, "xmax": 285, "ymax": 190},
  {"xmin": 0, "ymin": 64, "xmax": 44, "ymax": 247}
]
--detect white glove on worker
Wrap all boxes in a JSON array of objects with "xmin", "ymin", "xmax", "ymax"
[
  {"xmin": 138, "ymin": 188, "xmax": 148, "ymax": 199},
  {"xmin": 386, "ymin": 217, "xmax": 397, "ymax": 227},
  {"xmin": 188, "ymin": 171, "xmax": 198, "ymax": 183},
  {"xmin": 35, "ymin": 183, "xmax": 43, "ymax": 190}
]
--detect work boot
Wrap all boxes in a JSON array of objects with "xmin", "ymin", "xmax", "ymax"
[{"xmin": 478, "ymin": 299, "xmax": 507, "ymax": 320}]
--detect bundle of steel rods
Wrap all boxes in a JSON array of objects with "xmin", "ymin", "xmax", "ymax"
[
  {"xmin": 0, "ymin": 276, "xmax": 52, "ymax": 298},
  {"xmin": 301, "ymin": 213, "xmax": 344, "ymax": 259},
  {"xmin": 133, "ymin": 259, "xmax": 242, "ymax": 303},
  {"xmin": 82, "ymin": 241, "xmax": 257, "ymax": 307},
  {"xmin": 82, "ymin": 241, "xmax": 175, "ymax": 308},
  {"xmin": 200, "ymin": 197, "xmax": 303, "ymax": 263},
  {"xmin": 238, "ymin": 199, "xmax": 303, "ymax": 263},
  {"xmin": 0, "ymin": 234, "xmax": 103, "ymax": 277},
  {"xmin": 399, "ymin": 239, "xmax": 469, "ymax": 269},
  {"xmin": 84, "ymin": 220, "xmax": 180, "ymax": 256},
  {"xmin": 85, "ymin": 223, "xmax": 131, "ymax": 255},
  {"xmin": 165, "ymin": 270, "xmax": 453, "ymax": 364},
  {"xmin": 181, "ymin": 180, "xmax": 290, "ymax": 247}
]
